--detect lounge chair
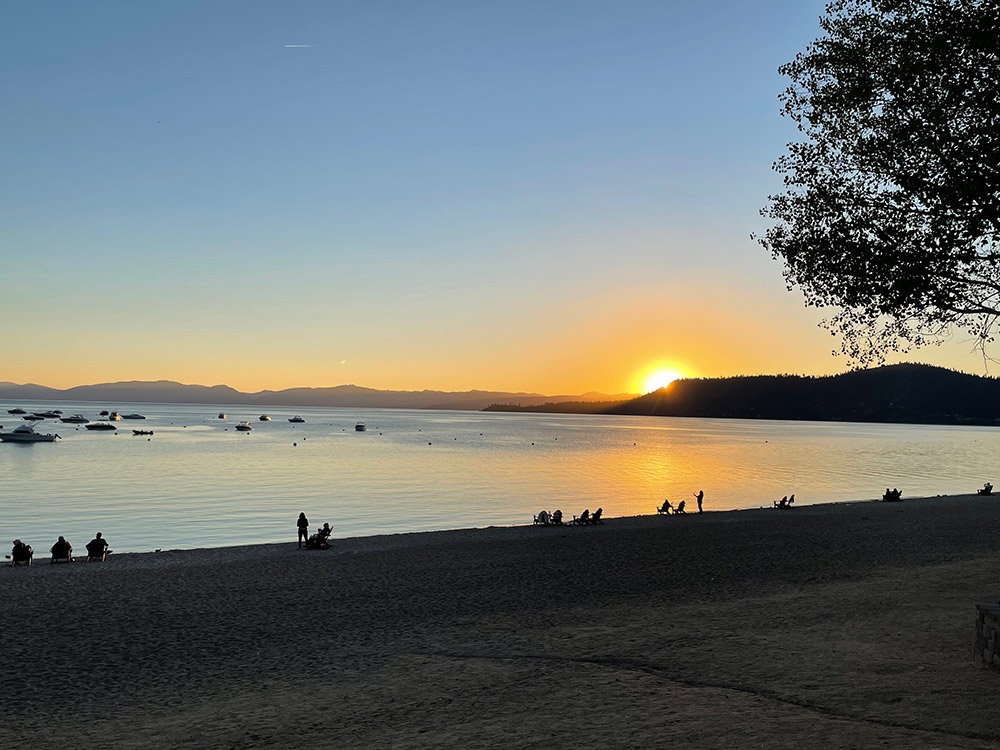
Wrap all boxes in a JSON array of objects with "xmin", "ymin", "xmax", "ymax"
[
  {"xmin": 591, "ymin": 508, "xmax": 604, "ymax": 524},
  {"xmin": 675, "ymin": 500, "xmax": 687, "ymax": 514},
  {"xmin": 533, "ymin": 511, "xmax": 551, "ymax": 526},
  {"xmin": 50, "ymin": 538, "xmax": 73, "ymax": 564},
  {"xmin": 657, "ymin": 500, "xmax": 673, "ymax": 515},
  {"xmin": 977, "ymin": 483, "xmax": 993, "ymax": 496},
  {"xmin": 572, "ymin": 509, "xmax": 591, "ymax": 525},
  {"xmin": 8, "ymin": 542, "xmax": 33, "ymax": 567},
  {"xmin": 86, "ymin": 542, "xmax": 109, "ymax": 562}
]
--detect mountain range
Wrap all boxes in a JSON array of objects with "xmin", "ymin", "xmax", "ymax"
[{"xmin": 0, "ymin": 379, "xmax": 633, "ymax": 411}]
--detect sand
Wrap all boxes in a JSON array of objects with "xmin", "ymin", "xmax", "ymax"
[{"xmin": 2, "ymin": 495, "xmax": 999, "ymax": 749}]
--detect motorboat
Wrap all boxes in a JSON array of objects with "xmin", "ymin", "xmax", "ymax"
[
  {"xmin": 122, "ymin": 413, "xmax": 146, "ymax": 420},
  {"xmin": 85, "ymin": 422, "xmax": 117, "ymax": 431},
  {"xmin": 7, "ymin": 408, "xmax": 27, "ymax": 414},
  {"xmin": 259, "ymin": 414, "xmax": 271, "ymax": 421},
  {"xmin": 22, "ymin": 414, "xmax": 45, "ymax": 421},
  {"xmin": 59, "ymin": 414, "xmax": 90, "ymax": 424},
  {"xmin": 218, "ymin": 412, "xmax": 227, "ymax": 419},
  {"xmin": 235, "ymin": 421, "xmax": 253, "ymax": 432},
  {"xmin": 33, "ymin": 411, "xmax": 61, "ymax": 418},
  {"xmin": 355, "ymin": 422, "xmax": 367, "ymax": 432},
  {"xmin": 132, "ymin": 429, "xmax": 154, "ymax": 436},
  {"xmin": 108, "ymin": 411, "xmax": 122, "ymax": 421},
  {"xmin": 288, "ymin": 416, "xmax": 305, "ymax": 423},
  {"xmin": 99, "ymin": 410, "xmax": 109, "ymax": 416},
  {"xmin": 0, "ymin": 424, "xmax": 60, "ymax": 443}
]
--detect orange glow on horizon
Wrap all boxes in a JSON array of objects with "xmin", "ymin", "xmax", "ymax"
[{"xmin": 634, "ymin": 363, "xmax": 693, "ymax": 395}]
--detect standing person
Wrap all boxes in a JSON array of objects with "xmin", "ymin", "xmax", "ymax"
[
  {"xmin": 694, "ymin": 490, "xmax": 704, "ymax": 514},
  {"xmin": 297, "ymin": 512, "xmax": 309, "ymax": 549}
]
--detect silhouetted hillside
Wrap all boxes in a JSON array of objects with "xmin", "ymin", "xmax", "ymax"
[
  {"xmin": 0, "ymin": 380, "xmax": 633, "ymax": 411},
  {"xmin": 605, "ymin": 364, "xmax": 1000, "ymax": 425}
]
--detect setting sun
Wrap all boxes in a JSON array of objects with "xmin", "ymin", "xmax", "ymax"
[{"xmin": 639, "ymin": 367, "xmax": 687, "ymax": 394}]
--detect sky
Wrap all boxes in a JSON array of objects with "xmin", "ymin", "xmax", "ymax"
[{"xmin": 2, "ymin": 0, "xmax": 989, "ymax": 395}]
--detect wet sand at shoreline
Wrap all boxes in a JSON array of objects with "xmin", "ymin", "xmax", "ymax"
[{"xmin": 2, "ymin": 495, "xmax": 999, "ymax": 749}]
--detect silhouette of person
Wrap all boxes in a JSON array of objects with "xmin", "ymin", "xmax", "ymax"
[
  {"xmin": 659, "ymin": 499, "xmax": 673, "ymax": 514},
  {"xmin": 694, "ymin": 490, "xmax": 704, "ymax": 513},
  {"xmin": 50, "ymin": 535, "xmax": 73, "ymax": 563},
  {"xmin": 676, "ymin": 500, "xmax": 687, "ymax": 514},
  {"xmin": 552, "ymin": 509, "xmax": 563, "ymax": 525},
  {"xmin": 297, "ymin": 512, "xmax": 309, "ymax": 549},
  {"xmin": 10, "ymin": 539, "xmax": 33, "ymax": 567},
  {"xmin": 86, "ymin": 532, "xmax": 109, "ymax": 562}
]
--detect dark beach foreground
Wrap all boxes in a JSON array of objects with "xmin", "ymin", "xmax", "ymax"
[{"xmin": 2, "ymin": 495, "xmax": 999, "ymax": 749}]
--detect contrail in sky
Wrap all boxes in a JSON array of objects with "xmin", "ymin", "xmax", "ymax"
[{"xmin": 284, "ymin": 44, "xmax": 315, "ymax": 48}]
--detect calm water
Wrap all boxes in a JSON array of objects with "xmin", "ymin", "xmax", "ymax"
[{"xmin": 2, "ymin": 401, "xmax": 998, "ymax": 554}]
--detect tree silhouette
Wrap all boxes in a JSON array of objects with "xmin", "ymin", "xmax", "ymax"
[{"xmin": 757, "ymin": 0, "xmax": 1000, "ymax": 364}]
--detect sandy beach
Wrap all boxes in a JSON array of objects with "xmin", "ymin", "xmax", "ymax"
[{"xmin": 2, "ymin": 495, "xmax": 999, "ymax": 749}]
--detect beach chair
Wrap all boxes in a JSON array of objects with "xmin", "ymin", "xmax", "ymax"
[
  {"xmin": 674, "ymin": 500, "xmax": 687, "ymax": 515},
  {"xmin": 8, "ymin": 542, "xmax": 33, "ymax": 567},
  {"xmin": 657, "ymin": 500, "xmax": 673, "ymax": 515},
  {"xmin": 86, "ymin": 542, "xmax": 109, "ymax": 562},
  {"xmin": 50, "ymin": 538, "xmax": 73, "ymax": 564},
  {"xmin": 572, "ymin": 509, "xmax": 591, "ymax": 525},
  {"xmin": 533, "ymin": 511, "xmax": 551, "ymax": 526},
  {"xmin": 590, "ymin": 508, "xmax": 604, "ymax": 524}
]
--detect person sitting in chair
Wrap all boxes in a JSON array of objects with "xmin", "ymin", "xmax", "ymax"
[
  {"xmin": 10, "ymin": 539, "xmax": 33, "ymax": 567},
  {"xmin": 86, "ymin": 532, "xmax": 109, "ymax": 562},
  {"xmin": 50, "ymin": 536, "xmax": 73, "ymax": 564},
  {"xmin": 551, "ymin": 509, "xmax": 563, "ymax": 525},
  {"xmin": 658, "ymin": 499, "xmax": 673, "ymax": 514},
  {"xmin": 575, "ymin": 509, "xmax": 590, "ymax": 525},
  {"xmin": 534, "ymin": 510, "xmax": 551, "ymax": 526},
  {"xmin": 978, "ymin": 482, "xmax": 993, "ymax": 496},
  {"xmin": 591, "ymin": 508, "xmax": 604, "ymax": 524},
  {"xmin": 675, "ymin": 500, "xmax": 687, "ymax": 514},
  {"xmin": 774, "ymin": 495, "xmax": 788, "ymax": 508}
]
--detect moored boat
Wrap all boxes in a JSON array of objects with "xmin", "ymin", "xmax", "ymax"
[
  {"xmin": 132, "ymin": 429, "xmax": 154, "ymax": 436},
  {"xmin": 122, "ymin": 413, "xmax": 146, "ymax": 419},
  {"xmin": 0, "ymin": 424, "xmax": 60, "ymax": 443},
  {"xmin": 289, "ymin": 416, "xmax": 305, "ymax": 423},
  {"xmin": 235, "ymin": 421, "xmax": 253, "ymax": 432},
  {"xmin": 108, "ymin": 412, "xmax": 122, "ymax": 421},
  {"xmin": 218, "ymin": 412, "xmax": 227, "ymax": 419},
  {"xmin": 7, "ymin": 408, "xmax": 27, "ymax": 414},
  {"xmin": 59, "ymin": 414, "xmax": 90, "ymax": 424},
  {"xmin": 355, "ymin": 422, "xmax": 367, "ymax": 432},
  {"xmin": 22, "ymin": 415, "xmax": 45, "ymax": 421},
  {"xmin": 85, "ymin": 422, "xmax": 117, "ymax": 431},
  {"xmin": 259, "ymin": 415, "xmax": 271, "ymax": 421}
]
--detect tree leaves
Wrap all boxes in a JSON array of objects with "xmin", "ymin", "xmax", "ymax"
[{"xmin": 757, "ymin": 0, "xmax": 1000, "ymax": 364}]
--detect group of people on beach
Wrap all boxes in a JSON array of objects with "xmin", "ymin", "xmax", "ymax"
[
  {"xmin": 534, "ymin": 508, "xmax": 604, "ymax": 525},
  {"xmin": 657, "ymin": 490, "xmax": 705, "ymax": 515},
  {"xmin": 297, "ymin": 512, "xmax": 332, "ymax": 549},
  {"xmin": 8, "ymin": 532, "xmax": 110, "ymax": 567},
  {"xmin": 774, "ymin": 494, "xmax": 796, "ymax": 509}
]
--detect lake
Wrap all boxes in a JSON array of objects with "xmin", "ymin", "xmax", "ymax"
[{"xmin": 2, "ymin": 401, "xmax": 998, "ymax": 554}]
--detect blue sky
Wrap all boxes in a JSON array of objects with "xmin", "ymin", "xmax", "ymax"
[{"xmin": 3, "ymin": 1, "xmax": 984, "ymax": 394}]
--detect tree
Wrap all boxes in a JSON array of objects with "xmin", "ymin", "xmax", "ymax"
[{"xmin": 757, "ymin": 0, "xmax": 1000, "ymax": 364}]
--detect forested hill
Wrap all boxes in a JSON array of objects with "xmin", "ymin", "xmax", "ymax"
[{"xmin": 605, "ymin": 364, "xmax": 1000, "ymax": 425}]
